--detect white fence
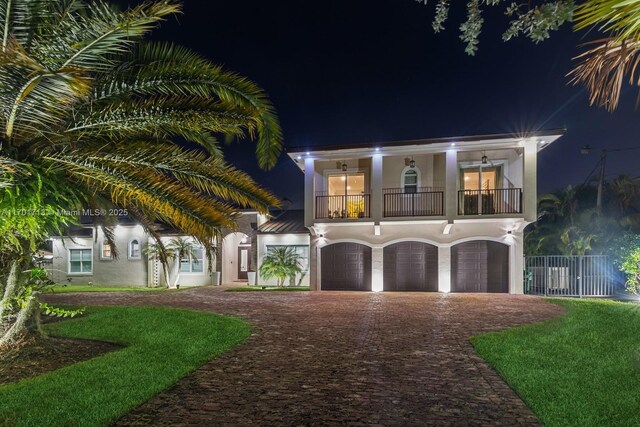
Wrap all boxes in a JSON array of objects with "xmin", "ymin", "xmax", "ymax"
[{"xmin": 524, "ymin": 255, "xmax": 622, "ymax": 297}]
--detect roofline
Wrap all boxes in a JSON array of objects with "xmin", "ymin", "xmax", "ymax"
[
  {"xmin": 286, "ymin": 128, "xmax": 566, "ymax": 154},
  {"xmin": 256, "ymin": 231, "xmax": 310, "ymax": 235}
]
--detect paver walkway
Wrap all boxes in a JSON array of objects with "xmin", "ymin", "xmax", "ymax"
[{"xmin": 46, "ymin": 289, "xmax": 563, "ymax": 426}]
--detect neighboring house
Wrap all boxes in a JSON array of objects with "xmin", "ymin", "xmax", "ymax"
[
  {"xmin": 48, "ymin": 211, "xmax": 310, "ymax": 287},
  {"xmin": 287, "ymin": 129, "xmax": 564, "ymax": 293}
]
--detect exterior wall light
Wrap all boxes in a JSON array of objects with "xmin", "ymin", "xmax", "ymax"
[
  {"xmin": 341, "ymin": 162, "xmax": 348, "ymax": 172},
  {"xmin": 409, "ymin": 158, "xmax": 416, "ymax": 168},
  {"xmin": 481, "ymin": 155, "xmax": 488, "ymax": 164}
]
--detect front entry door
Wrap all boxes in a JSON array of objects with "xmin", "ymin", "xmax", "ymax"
[{"xmin": 238, "ymin": 246, "xmax": 250, "ymax": 280}]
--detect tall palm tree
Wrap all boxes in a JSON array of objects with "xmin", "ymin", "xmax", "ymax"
[{"xmin": 0, "ymin": 0, "xmax": 282, "ymax": 345}]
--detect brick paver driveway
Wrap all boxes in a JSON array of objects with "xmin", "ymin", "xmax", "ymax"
[{"xmin": 46, "ymin": 289, "xmax": 563, "ymax": 426}]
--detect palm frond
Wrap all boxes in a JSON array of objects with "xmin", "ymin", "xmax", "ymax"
[
  {"xmin": 45, "ymin": 142, "xmax": 279, "ymax": 211},
  {"xmin": 88, "ymin": 41, "xmax": 283, "ymax": 169},
  {"xmin": 33, "ymin": 0, "xmax": 181, "ymax": 71},
  {"xmin": 43, "ymin": 151, "xmax": 243, "ymax": 241},
  {"xmin": 574, "ymin": 0, "xmax": 640, "ymax": 42},
  {"xmin": 568, "ymin": 37, "xmax": 640, "ymax": 111},
  {"xmin": 64, "ymin": 97, "xmax": 256, "ymax": 149}
]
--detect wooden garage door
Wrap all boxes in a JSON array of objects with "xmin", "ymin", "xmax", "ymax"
[
  {"xmin": 321, "ymin": 243, "xmax": 372, "ymax": 291},
  {"xmin": 451, "ymin": 241, "xmax": 509, "ymax": 293},
  {"xmin": 384, "ymin": 242, "xmax": 438, "ymax": 291}
]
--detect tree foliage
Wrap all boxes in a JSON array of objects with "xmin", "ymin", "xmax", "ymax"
[
  {"xmin": 0, "ymin": 0, "xmax": 283, "ymax": 345},
  {"xmin": 415, "ymin": 0, "xmax": 640, "ymax": 111},
  {"xmin": 525, "ymin": 175, "xmax": 640, "ymax": 261}
]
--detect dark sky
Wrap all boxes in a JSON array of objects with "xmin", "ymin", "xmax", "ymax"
[{"xmin": 117, "ymin": 0, "xmax": 640, "ymax": 207}]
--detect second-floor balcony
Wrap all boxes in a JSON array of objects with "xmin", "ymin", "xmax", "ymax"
[
  {"xmin": 383, "ymin": 188, "xmax": 444, "ymax": 217},
  {"xmin": 316, "ymin": 193, "xmax": 371, "ymax": 219},
  {"xmin": 458, "ymin": 188, "xmax": 523, "ymax": 215}
]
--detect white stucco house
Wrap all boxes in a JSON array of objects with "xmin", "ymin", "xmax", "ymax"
[
  {"xmin": 287, "ymin": 129, "xmax": 564, "ymax": 293},
  {"xmin": 47, "ymin": 129, "xmax": 563, "ymax": 293}
]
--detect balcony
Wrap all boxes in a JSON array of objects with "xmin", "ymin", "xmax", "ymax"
[
  {"xmin": 383, "ymin": 188, "xmax": 444, "ymax": 217},
  {"xmin": 458, "ymin": 188, "xmax": 522, "ymax": 215},
  {"xmin": 316, "ymin": 193, "xmax": 371, "ymax": 219}
]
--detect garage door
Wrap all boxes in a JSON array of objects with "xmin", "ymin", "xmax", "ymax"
[
  {"xmin": 451, "ymin": 241, "xmax": 509, "ymax": 293},
  {"xmin": 384, "ymin": 242, "xmax": 438, "ymax": 291},
  {"xmin": 321, "ymin": 243, "xmax": 371, "ymax": 291}
]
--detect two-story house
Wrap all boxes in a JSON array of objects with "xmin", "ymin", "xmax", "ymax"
[{"xmin": 287, "ymin": 130, "xmax": 564, "ymax": 293}]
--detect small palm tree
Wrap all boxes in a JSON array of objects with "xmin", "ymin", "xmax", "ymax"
[
  {"xmin": 166, "ymin": 237, "xmax": 201, "ymax": 288},
  {"xmin": 259, "ymin": 247, "xmax": 303, "ymax": 287}
]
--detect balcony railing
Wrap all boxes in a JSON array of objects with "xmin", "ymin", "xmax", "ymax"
[
  {"xmin": 458, "ymin": 188, "xmax": 523, "ymax": 215},
  {"xmin": 383, "ymin": 188, "xmax": 444, "ymax": 217},
  {"xmin": 316, "ymin": 194, "xmax": 371, "ymax": 219}
]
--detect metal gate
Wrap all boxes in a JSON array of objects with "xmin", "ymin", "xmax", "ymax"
[{"xmin": 524, "ymin": 255, "xmax": 620, "ymax": 297}]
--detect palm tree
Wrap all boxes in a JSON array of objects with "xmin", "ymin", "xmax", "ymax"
[
  {"xmin": 0, "ymin": 0, "xmax": 282, "ymax": 345},
  {"xmin": 259, "ymin": 247, "xmax": 303, "ymax": 287},
  {"xmin": 165, "ymin": 237, "xmax": 201, "ymax": 288}
]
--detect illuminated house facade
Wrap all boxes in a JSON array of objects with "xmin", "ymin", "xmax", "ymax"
[{"xmin": 287, "ymin": 130, "xmax": 564, "ymax": 293}]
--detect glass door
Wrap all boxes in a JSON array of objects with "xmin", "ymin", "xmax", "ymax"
[{"xmin": 326, "ymin": 173, "xmax": 366, "ymax": 218}]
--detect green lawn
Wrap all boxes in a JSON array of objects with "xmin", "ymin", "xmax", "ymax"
[
  {"xmin": 471, "ymin": 298, "xmax": 640, "ymax": 427},
  {"xmin": 226, "ymin": 286, "xmax": 310, "ymax": 292},
  {"xmin": 48, "ymin": 285, "xmax": 173, "ymax": 293},
  {"xmin": 0, "ymin": 306, "xmax": 250, "ymax": 426}
]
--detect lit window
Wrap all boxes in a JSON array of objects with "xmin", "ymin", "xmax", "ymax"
[
  {"xmin": 404, "ymin": 169, "xmax": 418, "ymax": 193},
  {"xmin": 265, "ymin": 245, "xmax": 309, "ymax": 271},
  {"xmin": 102, "ymin": 241, "xmax": 112, "ymax": 259},
  {"xmin": 129, "ymin": 239, "xmax": 141, "ymax": 259},
  {"xmin": 180, "ymin": 245, "xmax": 204, "ymax": 273},
  {"xmin": 69, "ymin": 249, "xmax": 92, "ymax": 273}
]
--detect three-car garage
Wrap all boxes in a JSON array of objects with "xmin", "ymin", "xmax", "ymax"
[{"xmin": 319, "ymin": 240, "xmax": 510, "ymax": 293}]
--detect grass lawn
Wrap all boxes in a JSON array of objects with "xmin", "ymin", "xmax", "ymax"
[
  {"xmin": 48, "ymin": 285, "xmax": 174, "ymax": 293},
  {"xmin": 471, "ymin": 298, "xmax": 640, "ymax": 427},
  {"xmin": 0, "ymin": 306, "xmax": 250, "ymax": 426},
  {"xmin": 226, "ymin": 286, "xmax": 310, "ymax": 292}
]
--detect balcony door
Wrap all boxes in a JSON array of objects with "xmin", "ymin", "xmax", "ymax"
[
  {"xmin": 460, "ymin": 166, "xmax": 501, "ymax": 215},
  {"xmin": 325, "ymin": 173, "xmax": 366, "ymax": 219},
  {"xmin": 328, "ymin": 173, "xmax": 365, "ymax": 196},
  {"xmin": 461, "ymin": 166, "xmax": 500, "ymax": 192}
]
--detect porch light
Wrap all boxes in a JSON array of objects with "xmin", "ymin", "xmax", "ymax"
[
  {"xmin": 341, "ymin": 162, "xmax": 348, "ymax": 172},
  {"xmin": 409, "ymin": 158, "xmax": 416, "ymax": 168},
  {"xmin": 481, "ymin": 155, "xmax": 488, "ymax": 164}
]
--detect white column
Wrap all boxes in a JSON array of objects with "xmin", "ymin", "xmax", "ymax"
[
  {"xmin": 304, "ymin": 157, "xmax": 315, "ymax": 227},
  {"xmin": 438, "ymin": 246, "xmax": 451, "ymax": 293},
  {"xmin": 372, "ymin": 247, "xmax": 383, "ymax": 292},
  {"xmin": 510, "ymin": 234, "xmax": 524, "ymax": 294},
  {"xmin": 371, "ymin": 154, "xmax": 383, "ymax": 228},
  {"xmin": 310, "ymin": 238, "xmax": 320, "ymax": 291},
  {"xmin": 445, "ymin": 149, "xmax": 457, "ymax": 222},
  {"xmin": 523, "ymin": 140, "xmax": 537, "ymax": 222}
]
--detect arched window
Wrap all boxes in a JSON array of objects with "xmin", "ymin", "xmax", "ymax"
[
  {"xmin": 403, "ymin": 168, "xmax": 419, "ymax": 193},
  {"xmin": 129, "ymin": 239, "xmax": 141, "ymax": 259}
]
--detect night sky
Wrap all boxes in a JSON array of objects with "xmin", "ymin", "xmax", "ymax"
[{"xmin": 117, "ymin": 0, "xmax": 640, "ymax": 207}]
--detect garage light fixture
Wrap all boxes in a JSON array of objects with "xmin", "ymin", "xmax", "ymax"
[{"xmin": 341, "ymin": 162, "xmax": 348, "ymax": 172}]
